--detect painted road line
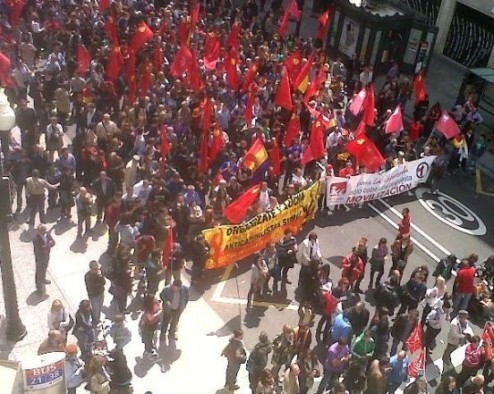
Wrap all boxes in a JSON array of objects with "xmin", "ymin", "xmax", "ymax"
[
  {"xmin": 368, "ymin": 202, "xmax": 441, "ymax": 262},
  {"xmin": 476, "ymin": 168, "xmax": 494, "ymax": 197},
  {"xmin": 211, "ymin": 264, "xmax": 233, "ymax": 302},
  {"xmin": 376, "ymin": 198, "xmax": 452, "ymax": 256}
]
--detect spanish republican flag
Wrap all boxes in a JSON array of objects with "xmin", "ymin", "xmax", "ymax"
[
  {"xmin": 346, "ymin": 134, "xmax": 384, "ymax": 172},
  {"xmin": 243, "ymin": 139, "xmax": 268, "ymax": 172},
  {"xmin": 294, "ymin": 52, "xmax": 314, "ymax": 93},
  {"xmin": 225, "ymin": 184, "xmax": 261, "ymax": 224}
]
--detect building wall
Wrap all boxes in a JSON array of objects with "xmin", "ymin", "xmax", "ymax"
[{"xmin": 457, "ymin": 0, "xmax": 494, "ymax": 16}]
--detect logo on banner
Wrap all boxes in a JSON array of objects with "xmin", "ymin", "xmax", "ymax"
[
  {"xmin": 329, "ymin": 181, "xmax": 347, "ymax": 196},
  {"xmin": 416, "ymin": 162, "xmax": 430, "ymax": 179}
]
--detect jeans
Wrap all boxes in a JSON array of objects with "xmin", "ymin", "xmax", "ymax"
[
  {"xmin": 369, "ymin": 266, "xmax": 384, "ymax": 288},
  {"xmin": 74, "ymin": 328, "xmax": 95, "ymax": 355},
  {"xmin": 89, "ymin": 293, "xmax": 104, "ymax": 324},
  {"xmin": 35, "ymin": 255, "xmax": 49, "ymax": 291},
  {"xmin": 226, "ymin": 362, "xmax": 241, "ymax": 389},
  {"xmin": 316, "ymin": 369, "xmax": 338, "ymax": 394},
  {"xmin": 453, "ymin": 292, "xmax": 472, "ymax": 315},
  {"xmin": 160, "ymin": 309, "xmax": 183, "ymax": 336},
  {"xmin": 77, "ymin": 212, "xmax": 91, "ymax": 236},
  {"xmin": 28, "ymin": 194, "xmax": 46, "ymax": 224}
]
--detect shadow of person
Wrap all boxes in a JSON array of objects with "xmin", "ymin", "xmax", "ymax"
[
  {"xmin": 157, "ymin": 337, "xmax": 182, "ymax": 373},
  {"xmin": 26, "ymin": 290, "xmax": 49, "ymax": 306},
  {"xmin": 243, "ymin": 305, "xmax": 268, "ymax": 328},
  {"xmin": 70, "ymin": 238, "xmax": 88, "ymax": 253},
  {"xmin": 90, "ymin": 222, "xmax": 107, "ymax": 242},
  {"xmin": 133, "ymin": 354, "xmax": 161, "ymax": 378},
  {"xmin": 206, "ymin": 315, "xmax": 241, "ymax": 338},
  {"xmin": 19, "ymin": 227, "xmax": 36, "ymax": 243},
  {"xmin": 52, "ymin": 219, "xmax": 77, "ymax": 236}
]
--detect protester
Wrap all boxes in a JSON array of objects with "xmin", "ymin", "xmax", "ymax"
[{"xmin": 222, "ymin": 329, "xmax": 247, "ymax": 392}]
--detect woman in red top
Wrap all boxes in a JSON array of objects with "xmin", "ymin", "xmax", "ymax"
[
  {"xmin": 456, "ymin": 335, "xmax": 484, "ymax": 387},
  {"xmin": 398, "ymin": 208, "xmax": 411, "ymax": 236},
  {"xmin": 341, "ymin": 248, "xmax": 364, "ymax": 288},
  {"xmin": 453, "ymin": 259, "xmax": 477, "ymax": 315}
]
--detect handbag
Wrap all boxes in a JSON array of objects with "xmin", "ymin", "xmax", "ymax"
[{"xmin": 65, "ymin": 309, "xmax": 75, "ymax": 332}]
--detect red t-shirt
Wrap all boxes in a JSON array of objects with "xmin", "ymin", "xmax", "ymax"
[
  {"xmin": 135, "ymin": 235, "xmax": 155, "ymax": 263},
  {"xmin": 456, "ymin": 266, "xmax": 476, "ymax": 294},
  {"xmin": 339, "ymin": 167, "xmax": 355, "ymax": 178}
]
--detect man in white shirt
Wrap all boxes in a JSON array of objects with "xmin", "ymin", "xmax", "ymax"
[
  {"xmin": 258, "ymin": 182, "xmax": 273, "ymax": 212},
  {"xmin": 290, "ymin": 168, "xmax": 307, "ymax": 191},
  {"xmin": 297, "ymin": 232, "xmax": 322, "ymax": 266}
]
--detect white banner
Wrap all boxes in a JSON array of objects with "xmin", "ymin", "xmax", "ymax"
[{"xmin": 326, "ymin": 157, "xmax": 436, "ymax": 206}]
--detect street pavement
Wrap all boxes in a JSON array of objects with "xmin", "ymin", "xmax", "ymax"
[{"xmin": 2, "ymin": 2, "xmax": 494, "ymax": 393}]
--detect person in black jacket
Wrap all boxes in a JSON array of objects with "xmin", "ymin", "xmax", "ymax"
[
  {"xmin": 189, "ymin": 234, "xmax": 210, "ymax": 285},
  {"xmin": 390, "ymin": 309, "xmax": 420, "ymax": 356},
  {"xmin": 107, "ymin": 348, "xmax": 132, "ymax": 391},
  {"xmin": 247, "ymin": 331, "xmax": 272, "ymax": 393},
  {"xmin": 347, "ymin": 302, "xmax": 370, "ymax": 337},
  {"xmin": 90, "ymin": 171, "xmax": 116, "ymax": 223}
]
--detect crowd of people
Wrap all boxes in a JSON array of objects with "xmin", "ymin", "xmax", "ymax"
[{"xmin": 0, "ymin": 0, "xmax": 492, "ymax": 392}]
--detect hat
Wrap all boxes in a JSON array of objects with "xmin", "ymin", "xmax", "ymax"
[
  {"xmin": 133, "ymin": 155, "xmax": 140, "ymax": 161},
  {"xmin": 458, "ymin": 310, "xmax": 469, "ymax": 316},
  {"xmin": 65, "ymin": 344, "xmax": 78, "ymax": 354}
]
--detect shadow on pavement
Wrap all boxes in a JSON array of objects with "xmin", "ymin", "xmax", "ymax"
[
  {"xmin": 206, "ymin": 315, "xmax": 241, "ymax": 338},
  {"xmin": 70, "ymin": 238, "xmax": 88, "ymax": 253},
  {"xmin": 26, "ymin": 290, "xmax": 49, "ymax": 306},
  {"xmin": 52, "ymin": 219, "xmax": 77, "ymax": 236},
  {"xmin": 19, "ymin": 228, "xmax": 36, "ymax": 243},
  {"xmin": 243, "ymin": 306, "xmax": 268, "ymax": 328},
  {"xmin": 326, "ymin": 255, "xmax": 345, "ymax": 269},
  {"xmin": 0, "ymin": 317, "xmax": 16, "ymax": 359},
  {"xmin": 158, "ymin": 338, "xmax": 181, "ymax": 372}
]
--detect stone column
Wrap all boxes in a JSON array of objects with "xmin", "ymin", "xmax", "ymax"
[{"xmin": 434, "ymin": 0, "xmax": 457, "ymax": 54}]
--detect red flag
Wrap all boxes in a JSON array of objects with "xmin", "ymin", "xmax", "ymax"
[
  {"xmin": 385, "ymin": 106, "xmax": 404, "ymax": 134},
  {"xmin": 308, "ymin": 118, "xmax": 325, "ymax": 161},
  {"xmin": 125, "ymin": 50, "xmax": 136, "ymax": 83},
  {"xmin": 225, "ymin": 52, "xmax": 240, "ymax": 91},
  {"xmin": 188, "ymin": 51, "xmax": 203, "ymax": 92},
  {"xmin": 105, "ymin": 14, "xmax": 119, "ymax": 45},
  {"xmin": 225, "ymin": 184, "xmax": 262, "ymax": 224},
  {"xmin": 414, "ymin": 72, "xmax": 427, "ymax": 102},
  {"xmin": 130, "ymin": 22, "xmax": 154, "ymax": 52},
  {"xmin": 203, "ymin": 99, "xmax": 213, "ymax": 133},
  {"xmin": 483, "ymin": 323, "xmax": 494, "ymax": 361},
  {"xmin": 245, "ymin": 88, "xmax": 256, "ymax": 126},
  {"xmin": 304, "ymin": 64, "xmax": 326, "ymax": 103},
  {"xmin": 153, "ymin": 42, "xmax": 163, "ymax": 72},
  {"xmin": 435, "ymin": 110, "xmax": 460, "ymax": 139},
  {"xmin": 128, "ymin": 75, "xmax": 137, "ymax": 105},
  {"xmin": 106, "ymin": 44, "xmax": 124, "ymax": 81},
  {"xmin": 190, "ymin": 3, "xmax": 200, "ymax": 33},
  {"xmin": 317, "ymin": 8, "xmax": 332, "ymax": 40},
  {"xmin": 354, "ymin": 121, "xmax": 366, "ymax": 137},
  {"xmin": 405, "ymin": 323, "xmax": 424, "ymax": 355},
  {"xmin": 209, "ymin": 128, "xmax": 225, "ymax": 162},
  {"xmin": 278, "ymin": 8, "xmax": 290, "ymax": 37},
  {"xmin": 99, "ymin": 0, "xmax": 110, "ymax": 12},
  {"xmin": 170, "ymin": 45, "xmax": 193, "ymax": 77},
  {"xmin": 0, "ymin": 51, "xmax": 14, "ymax": 88},
  {"xmin": 226, "ymin": 21, "xmax": 240, "ymax": 50},
  {"xmin": 242, "ymin": 61, "xmax": 259, "ymax": 92},
  {"xmin": 408, "ymin": 348, "xmax": 425, "ymax": 378},
  {"xmin": 204, "ymin": 32, "xmax": 221, "ymax": 69},
  {"xmin": 271, "ymin": 139, "xmax": 282, "ymax": 176},
  {"xmin": 158, "ymin": 19, "xmax": 169, "ymax": 36},
  {"xmin": 346, "ymin": 134, "xmax": 384, "ymax": 172},
  {"xmin": 285, "ymin": 113, "xmax": 301, "ymax": 147},
  {"xmin": 294, "ymin": 52, "xmax": 314, "ymax": 93},
  {"xmin": 363, "ymin": 84, "xmax": 375, "ymax": 126},
  {"xmin": 77, "ymin": 45, "xmax": 91, "ymax": 75},
  {"xmin": 284, "ymin": 49, "xmax": 302, "ymax": 82},
  {"xmin": 161, "ymin": 125, "xmax": 170, "ymax": 156},
  {"xmin": 305, "ymin": 103, "xmax": 321, "ymax": 119},
  {"xmin": 349, "ymin": 88, "xmax": 366, "ymax": 115},
  {"xmin": 140, "ymin": 60, "xmax": 152, "ymax": 99},
  {"xmin": 162, "ymin": 227, "xmax": 174, "ymax": 268},
  {"xmin": 10, "ymin": 0, "xmax": 25, "ymax": 26},
  {"xmin": 199, "ymin": 133, "xmax": 209, "ymax": 172},
  {"xmin": 177, "ymin": 19, "xmax": 189, "ymax": 45},
  {"xmin": 287, "ymin": 0, "xmax": 301, "ymax": 20},
  {"xmin": 275, "ymin": 70, "xmax": 293, "ymax": 110},
  {"xmin": 301, "ymin": 144, "xmax": 314, "ymax": 166}
]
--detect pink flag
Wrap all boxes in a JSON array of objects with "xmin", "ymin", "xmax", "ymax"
[
  {"xmin": 349, "ymin": 89, "xmax": 366, "ymax": 116},
  {"xmin": 385, "ymin": 106, "xmax": 404, "ymax": 134},
  {"xmin": 435, "ymin": 110, "xmax": 460, "ymax": 139}
]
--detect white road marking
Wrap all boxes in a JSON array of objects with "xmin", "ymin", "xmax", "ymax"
[
  {"xmin": 415, "ymin": 188, "xmax": 487, "ymax": 236},
  {"xmin": 368, "ymin": 202, "xmax": 441, "ymax": 262},
  {"xmin": 376, "ymin": 198, "xmax": 452, "ymax": 256}
]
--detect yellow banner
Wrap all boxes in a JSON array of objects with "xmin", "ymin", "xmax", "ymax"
[{"xmin": 203, "ymin": 181, "xmax": 321, "ymax": 269}]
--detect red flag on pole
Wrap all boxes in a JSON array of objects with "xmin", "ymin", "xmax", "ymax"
[
  {"xmin": 285, "ymin": 113, "xmax": 301, "ymax": 147},
  {"xmin": 209, "ymin": 128, "xmax": 225, "ymax": 162},
  {"xmin": 271, "ymin": 139, "xmax": 282, "ymax": 176},
  {"xmin": 162, "ymin": 227, "xmax": 174, "ymax": 268},
  {"xmin": 294, "ymin": 52, "xmax": 314, "ymax": 93},
  {"xmin": 153, "ymin": 42, "xmax": 163, "ymax": 72},
  {"xmin": 406, "ymin": 323, "xmax": 424, "ymax": 355},
  {"xmin": 99, "ymin": 0, "xmax": 110, "ymax": 12},
  {"xmin": 414, "ymin": 72, "xmax": 427, "ymax": 102},
  {"xmin": 385, "ymin": 106, "xmax": 404, "ymax": 134},
  {"xmin": 317, "ymin": 7, "xmax": 332, "ymax": 40},
  {"xmin": 106, "ymin": 44, "xmax": 124, "ymax": 81},
  {"xmin": 304, "ymin": 64, "xmax": 326, "ymax": 103},
  {"xmin": 346, "ymin": 134, "xmax": 384, "ymax": 172},
  {"xmin": 308, "ymin": 117, "xmax": 325, "ymax": 161},
  {"xmin": 284, "ymin": 49, "xmax": 302, "ymax": 82},
  {"xmin": 301, "ymin": 144, "xmax": 314, "ymax": 166},
  {"xmin": 278, "ymin": 0, "xmax": 301, "ymax": 37},
  {"xmin": 435, "ymin": 110, "xmax": 461, "ymax": 139},
  {"xmin": 225, "ymin": 184, "xmax": 262, "ymax": 224},
  {"xmin": 275, "ymin": 70, "xmax": 293, "ymax": 110},
  {"xmin": 199, "ymin": 133, "xmax": 209, "ymax": 172},
  {"xmin": 130, "ymin": 22, "xmax": 154, "ymax": 53},
  {"xmin": 349, "ymin": 88, "xmax": 367, "ymax": 116},
  {"xmin": 408, "ymin": 348, "xmax": 426, "ymax": 378},
  {"xmin": 105, "ymin": 14, "xmax": 119, "ymax": 45},
  {"xmin": 204, "ymin": 32, "xmax": 221, "ymax": 69},
  {"xmin": 10, "ymin": 0, "xmax": 25, "ymax": 26},
  {"xmin": 170, "ymin": 45, "xmax": 193, "ymax": 77},
  {"xmin": 190, "ymin": 3, "xmax": 200, "ymax": 33},
  {"xmin": 242, "ymin": 61, "xmax": 259, "ymax": 92},
  {"xmin": 77, "ymin": 45, "xmax": 91, "ymax": 75},
  {"xmin": 354, "ymin": 121, "xmax": 366, "ymax": 137},
  {"xmin": 225, "ymin": 52, "xmax": 240, "ymax": 91},
  {"xmin": 187, "ymin": 50, "xmax": 203, "ymax": 92},
  {"xmin": 177, "ymin": 19, "xmax": 189, "ymax": 45},
  {"xmin": 363, "ymin": 84, "xmax": 375, "ymax": 127},
  {"xmin": 226, "ymin": 21, "xmax": 240, "ymax": 50},
  {"xmin": 203, "ymin": 99, "xmax": 213, "ymax": 133},
  {"xmin": 139, "ymin": 60, "xmax": 152, "ymax": 99}
]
